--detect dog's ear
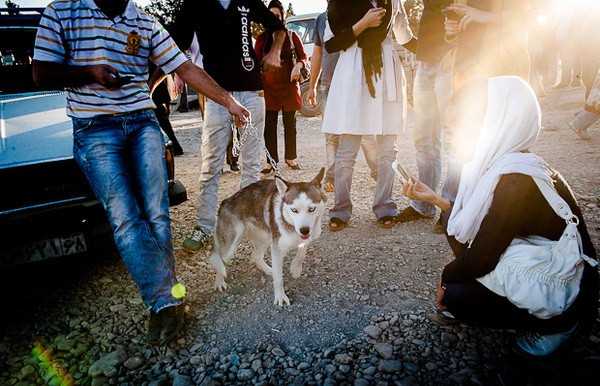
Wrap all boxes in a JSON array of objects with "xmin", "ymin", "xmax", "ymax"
[
  {"xmin": 275, "ymin": 176, "xmax": 289, "ymax": 196},
  {"xmin": 311, "ymin": 167, "xmax": 326, "ymax": 188}
]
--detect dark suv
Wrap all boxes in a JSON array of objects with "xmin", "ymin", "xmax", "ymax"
[{"xmin": 0, "ymin": 8, "xmax": 187, "ymax": 267}]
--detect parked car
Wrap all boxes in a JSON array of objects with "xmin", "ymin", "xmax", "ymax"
[
  {"xmin": 0, "ymin": 8, "xmax": 187, "ymax": 267},
  {"xmin": 286, "ymin": 13, "xmax": 321, "ymax": 117}
]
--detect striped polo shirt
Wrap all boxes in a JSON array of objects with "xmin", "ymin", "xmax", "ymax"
[{"xmin": 33, "ymin": 0, "xmax": 189, "ymax": 118}]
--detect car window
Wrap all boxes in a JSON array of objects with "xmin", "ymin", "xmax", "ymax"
[
  {"xmin": 287, "ymin": 18, "xmax": 317, "ymax": 45},
  {"xmin": 0, "ymin": 27, "xmax": 39, "ymax": 93}
]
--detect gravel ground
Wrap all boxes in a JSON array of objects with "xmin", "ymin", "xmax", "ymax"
[{"xmin": 1, "ymin": 86, "xmax": 599, "ymax": 386}]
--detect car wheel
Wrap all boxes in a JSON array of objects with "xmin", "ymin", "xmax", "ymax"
[{"xmin": 299, "ymin": 82, "xmax": 321, "ymax": 117}]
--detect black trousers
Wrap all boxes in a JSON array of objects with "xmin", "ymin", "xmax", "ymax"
[
  {"xmin": 443, "ymin": 264, "xmax": 599, "ymax": 334},
  {"xmin": 264, "ymin": 110, "xmax": 297, "ymax": 163},
  {"xmin": 154, "ymin": 103, "xmax": 183, "ymax": 153}
]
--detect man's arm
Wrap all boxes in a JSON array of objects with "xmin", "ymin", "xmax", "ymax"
[
  {"xmin": 175, "ymin": 61, "xmax": 249, "ymax": 126},
  {"xmin": 33, "ymin": 61, "xmax": 122, "ymax": 89},
  {"xmin": 307, "ymin": 45, "xmax": 323, "ymax": 106}
]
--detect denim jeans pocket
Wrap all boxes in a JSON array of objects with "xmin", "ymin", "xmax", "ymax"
[{"xmin": 72, "ymin": 116, "xmax": 97, "ymax": 134}]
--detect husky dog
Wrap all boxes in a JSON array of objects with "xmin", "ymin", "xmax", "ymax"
[{"xmin": 210, "ymin": 168, "xmax": 326, "ymax": 306}]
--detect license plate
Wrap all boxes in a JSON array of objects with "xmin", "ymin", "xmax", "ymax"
[{"xmin": 22, "ymin": 233, "xmax": 88, "ymax": 263}]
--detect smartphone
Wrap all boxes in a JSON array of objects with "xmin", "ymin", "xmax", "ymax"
[
  {"xmin": 116, "ymin": 75, "xmax": 135, "ymax": 86},
  {"xmin": 391, "ymin": 160, "xmax": 412, "ymax": 183}
]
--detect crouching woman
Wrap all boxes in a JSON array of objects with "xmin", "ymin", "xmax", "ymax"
[{"xmin": 403, "ymin": 76, "xmax": 598, "ymax": 357}]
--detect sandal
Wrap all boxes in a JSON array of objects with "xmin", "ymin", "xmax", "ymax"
[
  {"xmin": 328, "ymin": 217, "xmax": 347, "ymax": 232},
  {"xmin": 285, "ymin": 160, "xmax": 301, "ymax": 170},
  {"xmin": 377, "ymin": 216, "xmax": 398, "ymax": 229},
  {"xmin": 324, "ymin": 181, "xmax": 334, "ymax": 193}
]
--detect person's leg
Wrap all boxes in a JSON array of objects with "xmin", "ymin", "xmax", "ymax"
[
  {"xmin": 238, "ymin": 91, "xmax": 266, "ymax": 188},
  {"xmin": 155, "ymin": 103, "xmax": 183, "ymax": 155},
  {"xmin": 282, "ymin": 110, "xmax": 298, "ymax": 165},
  {"xmin": 325, "ymin": 134, "xmax": 339, "ymax": 188},
  {"xmin": 72, "ymin": 113, "xmax": 180, "ymax": 313},
  {"xmin": 127, "ymin": 110, "xmax": 181, "ymax": 311},
  {"xmin": 196, "ymin": 99, "xmax": 231, "ymax": 234},
  {"xmin": 409, "ymin": 62, "xmax": 441, "ymax": 218},
  {"xmin": 372, "ymin": 135, "xmax": 398, "ymax": 222},
  {"xmin": 330, "ymin": 134, "xmax": 362, "ymax": 223},
  {"xmin": 359, "ymin": 136, "xmax": 378, "ymax": 181},
  {"xmin": 263, "ymin": 110, "xmax": 279, "ymax": 165}
]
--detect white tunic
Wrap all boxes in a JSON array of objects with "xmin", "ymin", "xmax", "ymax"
[{"xmin": 322, "ymin": 0, "xmax": 413, "ymax": 136}]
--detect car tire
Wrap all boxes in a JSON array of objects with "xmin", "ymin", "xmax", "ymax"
[{"xmin": 299, "ymin": 81, "xmax": 322, "ymax": 117}]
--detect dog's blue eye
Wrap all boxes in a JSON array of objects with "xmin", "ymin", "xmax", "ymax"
[
  {"xmin": 291, "ymin": 208, "xmax": 299, "ymax": 213},
  {"xmin": 308, "ymin": 207, "xmax": 316, "ymax": 213}
]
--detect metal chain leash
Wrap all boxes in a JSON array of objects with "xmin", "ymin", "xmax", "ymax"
[{"xmin": 231, "ymin": 120, "xmax": 280, "ymax": 176}]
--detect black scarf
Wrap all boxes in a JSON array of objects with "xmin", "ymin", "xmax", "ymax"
[{"xmin": 328, "ymin": 0, "xmax": 392, "ymax": 98}]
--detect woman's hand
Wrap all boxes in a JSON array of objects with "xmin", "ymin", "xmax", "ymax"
[
  {"xmin": 445, "ymin": 4, "xmax": 498, "ymax": 32},
  {"xmin": 436, "ymin": 282, "xmax": 447, "ymax": 311},
  {"xmin": 402, "ymin": 178, "xmax": 452, "ymax": 212},
  {"xmin": 290, "ymin": 62, "xmax": 303, "ymax": 83},
  {"xmin": 444, "ymin": 18, "xmax": 461, "ymax": 38},
  {"xmin": 353, "ymin": 8, "xmax": 387, "ymax": 37},
  {"xmin": 402, "ymin": 178, "xmax": 438, "ymax": 204}
]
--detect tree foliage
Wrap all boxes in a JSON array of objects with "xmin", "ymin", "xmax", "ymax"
[{"xmin": 145, "ymin": 0, "xmax": 183, "ymax": 30}]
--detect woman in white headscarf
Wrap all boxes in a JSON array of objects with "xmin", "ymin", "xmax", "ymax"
[{"xmin": 403, "ymin": 76, "xmax": 598, "ymax": 357}]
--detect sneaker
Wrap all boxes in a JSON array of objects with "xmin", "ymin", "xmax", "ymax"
[
  {"xmin": 515, "ymin": 324, "xmax": 578, "ymax": 357},
  {"xmin": 324, "ymin": 181, "xmax": 334, "ymax": 193},
  {"xmin": 229, "ymin": 163, "xmax": 240, "ymax": 173},
  {"xmin": 182, "ymin": 226, "xmax": 212, "ymax": 252},
  {"xmin": 148, "ymin": 304, "xmax": 185, "ymax": 346},
  {"xmin": 395, "ymin": 207, "xmax": 431, "ymax": 224}
]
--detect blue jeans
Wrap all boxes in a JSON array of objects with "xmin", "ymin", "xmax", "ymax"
[
  {"xmin": 412, "ymin": 61, "xmax": 452, "ymax": 216},
  {"xmin": 72, "ymin": 109, "xmax": 181, "ymax": 313}
]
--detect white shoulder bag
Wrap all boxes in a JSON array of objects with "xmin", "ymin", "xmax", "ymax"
[{"xmin": 477, "ymin": 177, "xmax": 598, "ymax": 319}]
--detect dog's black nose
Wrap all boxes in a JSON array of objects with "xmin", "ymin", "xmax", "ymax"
[{"xmin": 300, "ymin": 227, "xmax": 310, "ymax": 236}]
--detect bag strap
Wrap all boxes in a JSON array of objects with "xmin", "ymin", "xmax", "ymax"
[
  {"xmin": 533, "ymin": 177, "xmax": 598, "ymax": 267},
  {"xmin": 288, "ymin": 31, "xmax": 299, "ymax": 65}
]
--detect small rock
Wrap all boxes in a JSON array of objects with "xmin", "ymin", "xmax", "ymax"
[
  {"xmin": 91, "ymin": 376, "xmax": 108, "ymax": 386},
  {"xmin": 124, "ymin": 357, "xmax": 143, "ymax": 370},
  {"xmin": 237, "ymin": 369, "xmax": 254, "ymax": 381},
  {"xmin": 298, "ymin": 362, "xmax": 310, "ymax": 371},
  {"xmin": 339, "ymin": 364, "xmax": 351, "ymax": 374},
  {"xmin": 251, "ymin": 359, "xmax": 262, "ymax": 372},
  {"xmin": 272, "ymin": 347, "xmax": 285, "ymax": 357},
  {"xmin": 354, "ymin": 379, "xmax": 370, "ymax": 386},
  {"xmin": 20, "ymin": 365, "xmax": 35, "ymax": 379},
  {"xmin": 190, "ymin": 356, "xmax": 202, "ymax": 366},
  {"xmin": 364, "ymin": 325, "xmax": 382, "ymax": 339},
  {"xmin": 334, "ymin": 353, "xmax": 352, "ymax": 365},
  {"xmin": 441, "ymin": 332, "xmax": 458, "ymax": 346},
  {"xmin": 88, "ymin": 350, "xmax": 126, "ymax": 377},
  {"xmin": 374, "ymin": 343, "xmax": 393, "ymax": 359},
  {"xmin": 425, "ymin": 362, "xmax": 437, "ymax": 371},
  {"xmin": 364, "ymin": 366, "xmax": 377, "ymax": 376},
  {"xmin": 172, "ymin": 374, "xmax": 193, "ymax": 386},
  {"xmin": 109, "ymin": 304, "xmax": 126, "ymax": 313},
  {"xmin": 379, "ymin": 360, "xmax": 402, "ymax": 374}
]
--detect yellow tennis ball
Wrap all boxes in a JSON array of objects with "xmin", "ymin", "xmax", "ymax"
[{"xmin": 171, "ymin": 283, "xmax": 187, "ymax": 299}]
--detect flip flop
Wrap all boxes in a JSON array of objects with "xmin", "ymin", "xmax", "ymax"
[
  {"xmin": 377, "ymin": 216, "xmax": 398, "ymax": 229},
  {"xmin": 329, "ymin": 217, "xmax": 347, "ymax": 232}
]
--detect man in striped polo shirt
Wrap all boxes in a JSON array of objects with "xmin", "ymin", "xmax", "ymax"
[{"xmin": 32, "ymin": 0, "xmax": 250, "ymax": 345}]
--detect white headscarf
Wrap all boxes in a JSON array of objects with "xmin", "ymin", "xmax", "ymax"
[{"xmin": 447, "ymin": 76, "xmax": 553, "ymax": 244}]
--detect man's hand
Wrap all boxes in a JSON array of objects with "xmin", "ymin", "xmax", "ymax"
[
  {"xmin": 227, "ymin": 98, "xmax": 251, "ymax": 128},
  {"xmin": 444, "ymin": 18, "xmax": 461, "ymax": 38},
  {"xmin": 89, "ymin": 64, "xmax": 122, "ymax": 90},
  {"xmin": 173, "ymin": 73, "xmax": 185, "ymax": 94},
  {"xmin": 307, "ymin": 86, "xmax": 318, "ymax": 107}
]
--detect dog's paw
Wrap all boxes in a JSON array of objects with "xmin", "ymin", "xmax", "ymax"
[
  {"xmin": 214, "ymin": 276, "xmax": 228, "ymax": 292},
  {"xmin": 290, "ymin": 261, "xmax": 303, "ymax": 279},
  {"xmin": 273, "ymin": 292, "xmax": 291, "ymax": 307}
]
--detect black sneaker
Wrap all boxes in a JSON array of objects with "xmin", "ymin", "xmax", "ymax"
[
  {"xmin": 230, "ymin": 163, "xmax": 240, "ymax": 172},
  {"xmin": 395, "ymin": 207, "xmax": 430, "ymax": 223},
  {"xmin": 148, "ymin": 304, "xmax": 185, "ymax": 346}
]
